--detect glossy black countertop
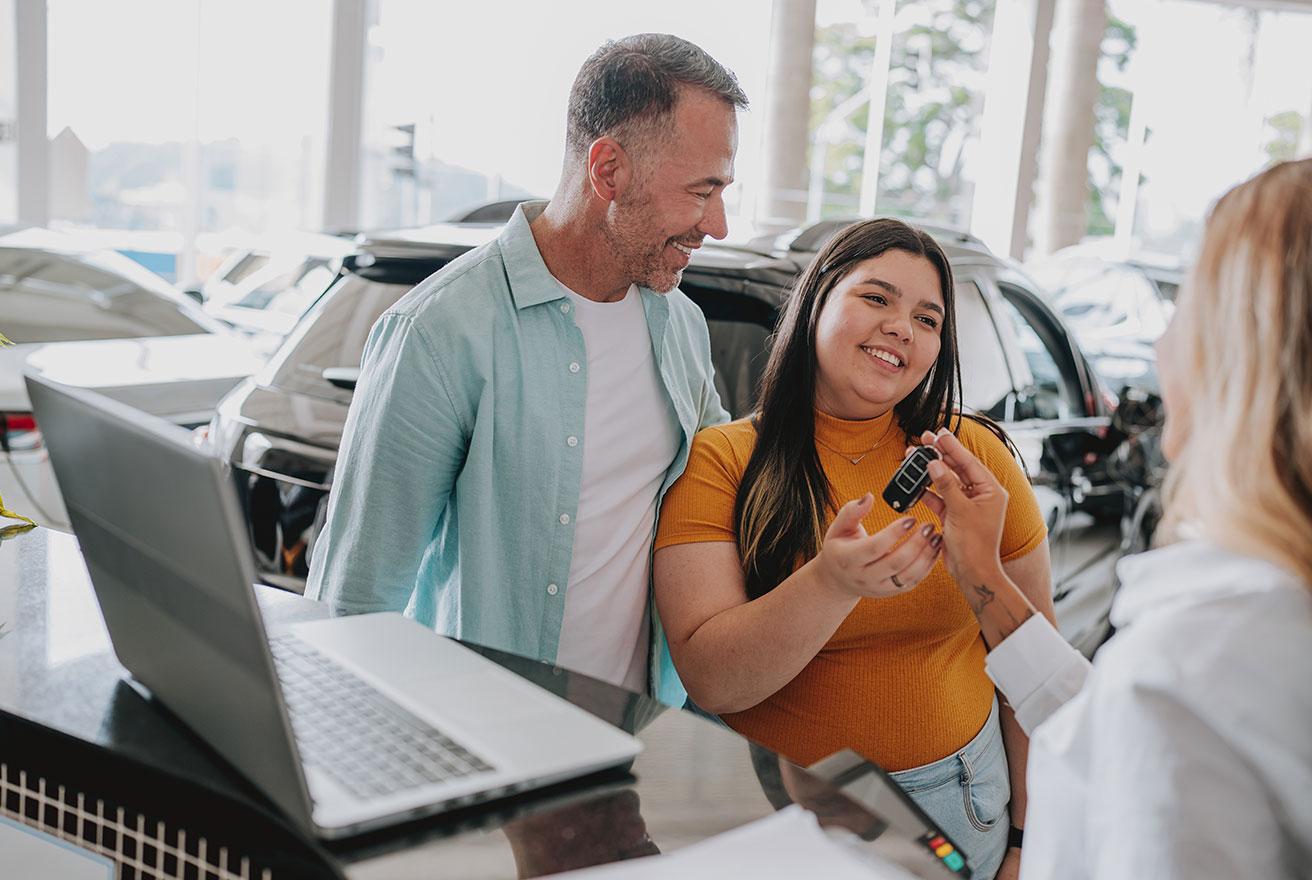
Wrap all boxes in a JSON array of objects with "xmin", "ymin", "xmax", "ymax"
[{"xmin": 0, "ymin": 527, "xmax": 962, "ymax": 879}]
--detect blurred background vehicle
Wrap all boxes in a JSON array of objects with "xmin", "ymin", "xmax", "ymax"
[
  {"xmin": 206, "ymin": 217, "xmax": 1159, "ymax": 656},
  {"xmin": 0, "ymin": 227, "xmax": 265, "ymax": 531},
  {"xmin": 186, "ymin": 231, "xmax": 355, "ymax": 355},
  {"xmin": 1024, "ymin": 242, "xmax": 1185, "ymax": 395}
]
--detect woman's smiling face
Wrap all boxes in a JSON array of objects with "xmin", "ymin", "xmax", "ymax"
[{"xmin": 812, "ymin": 249, "xmax": 946, "ymax": 420}]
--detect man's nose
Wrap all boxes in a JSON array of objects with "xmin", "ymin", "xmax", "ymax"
[{"xmin": 697, "ymin": 193, "xmax": 729, "ymax": 241}]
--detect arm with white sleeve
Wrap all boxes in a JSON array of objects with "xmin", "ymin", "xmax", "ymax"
[{"xmin": 916, "ymin": 428, "xmax": 1092, "ymax": 735}]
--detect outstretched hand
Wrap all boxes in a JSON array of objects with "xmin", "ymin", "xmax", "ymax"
[{"xmin": 813, "ymin": 492, "xmax": 941, "ymax": 601}]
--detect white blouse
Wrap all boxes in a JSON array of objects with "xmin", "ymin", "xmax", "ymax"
[{"xmin": 984, "ymin": 540, "xmax": 1312, "ymax": 879}]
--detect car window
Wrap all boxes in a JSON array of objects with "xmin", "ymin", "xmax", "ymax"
[
  {"xmin": 954, "ymin": 280, "xmax": 1013, "ymax": 419},
  {"xmin": 235, "ymin": 258, "xmax": 336, "ymax": 316},
  {"xmin": 0, "ymin": 248, "xmax": 211, "ymax": 343},
  {"xmin": 994, "ymin": 284, "xmax": 1082, "ymax": 421},
  {"xmin": 266, "ymin": 273, "xmax": 411, "ymax": 399},
  {"xmin": 221, "ymin": 252, "xmax": 270, "ymax": 285}
]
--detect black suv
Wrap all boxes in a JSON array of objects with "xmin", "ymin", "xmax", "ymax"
[{"xmin": 208, "ymin": 219, "xmax": 1159, "ymax": 656}]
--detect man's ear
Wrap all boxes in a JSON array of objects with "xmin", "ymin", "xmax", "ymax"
[{"xmin": 586, "ymin": 136, "xmax": 632, "ymax": 203}]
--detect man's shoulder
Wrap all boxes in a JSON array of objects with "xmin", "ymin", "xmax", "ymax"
[
  {"xmin": 668, "ymin": 283, "xmax": 709, "ymax": 317},
  {"xmin": 386, "ymin": 239, "xmax": 510, "ymax": 335}
]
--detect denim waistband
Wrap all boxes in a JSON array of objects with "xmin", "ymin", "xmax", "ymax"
[{"xmin": 888, "ymin": 698, "xmax": 1002, "ymax": 793}]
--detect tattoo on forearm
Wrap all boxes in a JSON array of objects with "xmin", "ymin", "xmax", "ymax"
[
  {"xmin": 970, "ymin": 584, "xmax": 996, "ymax": 613},
  {"xmin": 971, "ymin": 583, "xmax": 1025, "ymax": 628}
]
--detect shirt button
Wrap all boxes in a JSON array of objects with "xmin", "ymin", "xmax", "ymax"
[
  {"xmin": 559, "ymin": 513, "xmax": 571, "ymax": 525},
  {"xmin": 568, "ymin": 362, "xmax": 580, "ymax": 373},
  {"xmin": 546, "ymin": 583, "xmax": 559, "ymax": 596},
  {"xmin": 560, "ymin": 303, "xmax": 570, "ymax": 314},
  {"xmin": 566, "ymin": 436, "xmax": 578, "ymax": 447}
]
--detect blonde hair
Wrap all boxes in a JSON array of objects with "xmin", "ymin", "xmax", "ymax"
[{"xmin": 1160, "ymin": 158, "xmax": 1312, "ymax": 587}]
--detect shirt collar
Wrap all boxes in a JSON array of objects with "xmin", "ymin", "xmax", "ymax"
[
  {"xmin": 1110, "ymin": 539, "xmax": 1305, "ymax": 628},
  {"xmin": 499, "ymin": 200, "xmax": 567, "ymax": 311},
  {"xmin": 498, "ymin": 200, "xmax": 669, "ymax": 312}
]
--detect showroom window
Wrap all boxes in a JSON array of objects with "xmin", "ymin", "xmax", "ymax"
[
  {"xmin": 357, "ymin": 0, "xmax": 771, "ymax": 231},
  {"xmin": 45, "ymin": 0, "xmax": 331, "ymax": 283},
  {"xmin": 810, "ymin": 0, "xmax": 997, "ymax": 228},
  {"xmin": 0, "ymin": 0, "xmax": 16, "ymax": 225},
  {"xmin": 1080, "ymin": 0, "xmax": 1312, "ymax": 255}
]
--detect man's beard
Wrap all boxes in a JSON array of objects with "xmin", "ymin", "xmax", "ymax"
[{"xmin": 603, "ymin": 188, "xmax": 684, "ymax": 294}]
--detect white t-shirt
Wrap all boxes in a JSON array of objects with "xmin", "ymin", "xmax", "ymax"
[{"xmin": 554, "ymin": 283, "xmax": 680, "ymax": 692}]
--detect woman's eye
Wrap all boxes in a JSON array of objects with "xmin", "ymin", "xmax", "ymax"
[
  {"xmin": 863, "ymin": 294, "xmax": 887, "ymax": 305},
  {"xmin": 917, "ymin": 315, "xmax": 939, "ymax": 329}
]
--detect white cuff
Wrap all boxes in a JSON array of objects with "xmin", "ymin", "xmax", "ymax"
[{"xmin": 985, "ymin": 614, "xmax": 1090, "ymax": 734}]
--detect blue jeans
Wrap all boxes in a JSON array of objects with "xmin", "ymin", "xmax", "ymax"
[{"xmin": 890, "ymin": 699, "xmax": 1010, "ymax": 880}]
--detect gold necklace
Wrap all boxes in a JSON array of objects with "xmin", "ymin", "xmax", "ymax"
[{"xmin": 813, "ymin": 421, "xmax": 897, "ymax": 465}]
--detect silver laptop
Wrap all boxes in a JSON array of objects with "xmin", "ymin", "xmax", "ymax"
[{"xmin": 27, "ymin": 373, "xmax": 641, "ymax": 839}]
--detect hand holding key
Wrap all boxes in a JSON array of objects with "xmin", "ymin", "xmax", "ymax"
[{"xmin": 912, "ymin": 428, "xmax": 1009, "ymax": 586}]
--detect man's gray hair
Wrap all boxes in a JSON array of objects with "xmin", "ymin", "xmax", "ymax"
[{"xmin": 566, "ymin": 34, "xmax": 748, "ymax": 157}]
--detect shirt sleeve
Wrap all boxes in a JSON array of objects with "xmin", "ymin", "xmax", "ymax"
[
  {"xmin": 695, "ymin": 322, "xmax": 731, "ymax": 431},
  {"xmin": 985, "ymin": 615, "xmax": 1091, "ymax": 735},
  {"xmin": 959, "ymin": 419, "xmax": 1048, "ymax": 562},
  {"xmin": 304, "ymin": 312, "xmax": 467, "ymax": 615},
  {"xmin": 654, "ymin": 426, "xmax": 744, "ymax": 549}
]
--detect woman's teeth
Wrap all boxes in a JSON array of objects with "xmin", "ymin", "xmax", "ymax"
[{"xmin": 861, "ymin": 346, "xmax": 902, "ymax": 368}]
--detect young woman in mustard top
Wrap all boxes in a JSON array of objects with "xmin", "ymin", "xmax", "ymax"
[{"xmin": 654, "ymin": 218, "xmax": 1055, "ymax": 880}]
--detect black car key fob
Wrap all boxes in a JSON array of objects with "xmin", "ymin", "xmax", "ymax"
[{"xmin": 883, "ymin": 446, "xmax": 940, "ymax": 512}]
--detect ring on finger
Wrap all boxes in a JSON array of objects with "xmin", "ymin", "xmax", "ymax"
[{"xmin": 890, "ymin": 573, "xmax": 904, "ymax": 589}]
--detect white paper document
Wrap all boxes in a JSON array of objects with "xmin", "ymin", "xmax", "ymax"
[{"xmin": 542, "ymin": 805, "xmax": 919, "ymax": 880}]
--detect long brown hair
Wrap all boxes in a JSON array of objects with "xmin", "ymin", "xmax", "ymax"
[
  {"xmin": 734, "ymin": 218, "xmax": 1001, "ymax": 599},
  {"xmin": 1159, "ymin": 158, "xmax": 1312, "ymax": 587}
]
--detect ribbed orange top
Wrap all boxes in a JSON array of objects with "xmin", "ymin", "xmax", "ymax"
[{"xmin": 655, "ymin": 410, "xmax": 1047, "ymax": 770}]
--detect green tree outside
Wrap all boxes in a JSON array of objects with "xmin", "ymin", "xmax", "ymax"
[{"xmin": 809, "ymin": 1, "xmax": 1138, "ymax": 242}]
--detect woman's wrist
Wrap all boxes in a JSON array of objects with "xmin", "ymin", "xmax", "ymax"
[
  {"xmin": 957, "ymin": 562, "xmax": 1036, "ymax": 648},
  {"xmin": 801, "ymin": 557, "xmax": 862, "ymax": 610},
  {"xmin": 958, "ymin": 556, "xmax": 1006, "ymax": 588}
]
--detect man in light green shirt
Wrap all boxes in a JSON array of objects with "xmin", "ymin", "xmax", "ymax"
[{"xmin": 306, "ymin": 35, "xmax": 746, "ymax": 706}]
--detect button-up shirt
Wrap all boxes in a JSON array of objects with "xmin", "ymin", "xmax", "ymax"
[
  {"xmin": 985, "ymin": 540, "xmax": 1312, "ymax": 879},
  {"xmin": 305, "ymin": 202, "xmax": 729, "ymax": 705}
]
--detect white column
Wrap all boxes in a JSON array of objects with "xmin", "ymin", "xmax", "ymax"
[
  {"xmin": 857, "ymin": 0, "xmax": 896, "ymax": 217},
  {"xmin": 758, "ymin": 0, "xmax": 817, "ymax": 232},
  {"xmin": 1033, "ymin": 0, "xmax": 1106, "ymax": 257},
  {"xmin": 969, "ymin": 0, "xmax": 1055, "ymax": 260},
  {"xmin": 322, "ymin": 0, "xmax": 367, "ymax": 232},
  {"xmin": 15, "ymin": 0, "xmax": 48, "ymax": 228}
]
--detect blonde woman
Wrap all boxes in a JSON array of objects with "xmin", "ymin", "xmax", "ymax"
[{"xmin": 919, "ymin": 158, "xmax": 1312, "ymax": 878}]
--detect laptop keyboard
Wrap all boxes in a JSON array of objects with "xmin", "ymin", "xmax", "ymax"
[{"xmin": 269, "ymin": 634, "xmax": 496, "ymax": 801}]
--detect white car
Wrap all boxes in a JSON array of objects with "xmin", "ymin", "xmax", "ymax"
[
  {"xmin": 1024, "ymin": 242, "xmax": 1183, "ymax": 394},
  {"xmin": 0, "ymin": 229, "xmax": 265, "ymax": 531},
  {"xmin": 190, "ymin": 232, "xmax": 353, "ymax": 355}
]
